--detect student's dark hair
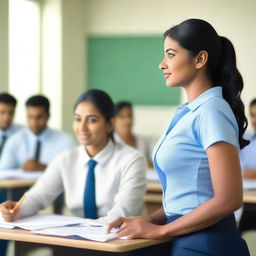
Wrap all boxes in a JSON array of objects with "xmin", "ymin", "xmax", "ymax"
[
  {"xmin": 74, "ymin": 89, "xmax": 114, "ymax": 139},
  {"xmin": 164, "ymin": 18, "xmax": 249, "ymax": 149},
  {"xmin": 26, "ymin": 95, "xmax": 50, "ymax": 114},
  {"xmin": 249, "ymin": 98, "xmax": 256, "ymax": 108},
  {"xmin": 114, "ymin": 101, "xmax": 132, "ymax": 116},
  {"xmin": 0, "ymin": 93, "xmax": 17, "ymax": 107}
]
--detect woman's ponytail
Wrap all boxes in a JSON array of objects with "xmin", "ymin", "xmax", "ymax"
[{"xmin": 214, "ymin": 36, "xmax": 249, "ymax": 149}]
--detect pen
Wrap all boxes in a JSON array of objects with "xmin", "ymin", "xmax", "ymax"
[{"xmin": 10, "ymin": 194, "xmax": 26, "ymax": 214}]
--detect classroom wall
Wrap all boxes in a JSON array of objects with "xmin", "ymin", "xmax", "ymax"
[
  {"xmin": 0, "ymin": 0, "xmax": 9, "ymax": 92},
  {"xmin": 2, "ymin": 0, "xmax": 256, "ymax": 138},
  {"xmin": 75, "ymin": 0, "xmax": 256, "ymax": 137}
]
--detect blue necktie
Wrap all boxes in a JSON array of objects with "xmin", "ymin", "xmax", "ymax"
[
  {"xmin": 166, "ymin": 106, "xmax": 190, "ymax": 135},
  {"xmin": 83, "ymin": 159, "xmax": 98, "ymax": 219},
  {"xmin": 0, "ymin": 135, "xmax": 7, "ymax": 157}
]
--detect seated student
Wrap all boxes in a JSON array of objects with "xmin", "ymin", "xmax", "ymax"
[
  {"xmin": 239, "ymin": 98, "xmax": 256, "ymax": 233},
  {"xmin": 0, "ymin": 95, "xmax": 75, "ymax": 171},
  {"xmin": 0, "ymin": 93, "xmax": 23, "ymax": 159},
  {"xmin": 0, "ymin": 89, "xmax": 146, "ymax": 224},
  {"xmin": 114, "ymin": 101, "xmax": 153, "ymax": 168}
]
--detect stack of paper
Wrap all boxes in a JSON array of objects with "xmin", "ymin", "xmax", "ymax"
[
  {"xmin": 33, "ymin": 225, "xmax": 116, "ymax": 242},
  {"xmin": 0, "ymin": 214, "xmax": 117, "ymax": 242},
  {"xmin": 0, "ymin": 214, "xmax": 84, "ymax": 231}
]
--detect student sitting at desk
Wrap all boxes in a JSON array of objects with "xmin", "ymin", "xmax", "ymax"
[
  {"xmin": 0, "ymin": 89, "xmax": 146, "ymax": 224},
  {"xmin": 0, "ymin": 93, "xmax": 23, "ymax": 159},
  {"xmin": 114, "ymin": 101, "xmax": 153, "ymax": 168},
  {"xmin": 0, "ymin": 95, "xmax": 75, "ymax": 172},
  {"xmin": 239, "ymin": 98, "xmax": 256, "ymax": 233}
]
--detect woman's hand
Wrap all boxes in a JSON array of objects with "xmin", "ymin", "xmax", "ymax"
[
  {"xmin": 106, "ymin": 216, "xmax": 167, "ymax": 239},
  {"xmin": 0, "ymin": 201, "xmax": 21, "ymax": 222}
]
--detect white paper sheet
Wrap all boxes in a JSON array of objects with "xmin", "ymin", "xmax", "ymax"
[
  {"xmin": 243, "ymin": 179, "xmax": 256, "ymax": 190},
  {"xmin": 0, "ymin": 214, "xmax": 92, "ymax": 231},
  {"xmin": 33, "ymin": 225, "xmax": 116, "ymax": 242}
]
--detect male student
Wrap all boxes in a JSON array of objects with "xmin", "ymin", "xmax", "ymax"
[
  {"xmin": 0, "ymin": 95, "xmax": 75, "ymax": 256},
  {"xmin": 0, "ymin": 93, "xmax": 23, "ymax": 159},
  {"xmin": 239, "ymin": 98, "xmax": 256, "ymax": 233},
  {"xmin": 0, "ymin": 95, "xmax": 75, "ymax": 171}
]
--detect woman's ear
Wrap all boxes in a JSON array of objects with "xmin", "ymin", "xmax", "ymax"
[
  {"xmin": 107, "ymin": 117, "xmax": 115, "ymax": 133},
  {"xmin": 195, "ymin": 50, "xmax": 208, "ymax": 69}
]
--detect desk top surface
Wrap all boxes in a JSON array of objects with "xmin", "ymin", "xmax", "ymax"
[
  {"xmin": 0, "ymin": 228, "xmax": 170, "ymax": 253},
  {"xmin": 0, "ymin": 179, "xmax": 35, "ymax": 188}
]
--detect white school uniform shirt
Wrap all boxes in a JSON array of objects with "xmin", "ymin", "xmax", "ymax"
[{"xmin": 20, "ymin": 140, "xmax": 147, "ymax": 224}]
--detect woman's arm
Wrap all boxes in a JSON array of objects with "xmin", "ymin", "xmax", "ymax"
[
  {"xmin": 107, "ymin": 142, "xmax": 243, "ymax": 239},
  {"xmin": 147, "ymin": 207, "xmax": 166, "ymax": 225},
  {"xmin": 19, "ymin": 156, "xmax": 64, "ymax": 217}
]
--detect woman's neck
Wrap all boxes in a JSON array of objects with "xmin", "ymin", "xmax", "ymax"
[
  {"xmin": 85, "ymin": 137, "xmax": 109, "ymax": 158},
  {"xmin": 184, "ymin": 75, "xmax": 213, "ymax": 103}
]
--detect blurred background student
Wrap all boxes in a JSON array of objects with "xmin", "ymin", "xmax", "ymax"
[
  {"xmin": 239, "ymin": 98, "xmax": 256, "ymax": 233},
  {"xmin": 114, "ymin": 101, "xmax": 153, "ymax": 168},
  {"xmin": 0, "ymin": 95, "xmax": 75, "ymax": 172},
  {"xmin": 0, "ymin": 93, "xmax": 23, "ymax": 159}
]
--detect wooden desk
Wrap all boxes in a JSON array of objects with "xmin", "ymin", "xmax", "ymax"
[
  {"xmin": 0, "ymin": 179, "xmax": 35, "ymax": 189},
  {"xmin": 145, "ymin": 182, "xmax": 256, "ymax": 215},
  {"xmin": 243, "ymin": 190, "xmax": 256, "ymax": 203},
  {"xmin": 0, "ymin": 228, "xmax": 171, "ymax": 256}
]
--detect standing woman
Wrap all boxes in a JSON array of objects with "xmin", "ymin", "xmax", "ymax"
[
  {"xmin": 107, "ymin": 19, "xmax": 250, "ymax": 255},
  {"xmin": 0, "ymin": 89, "xmax": 146, "ymax": 224}
]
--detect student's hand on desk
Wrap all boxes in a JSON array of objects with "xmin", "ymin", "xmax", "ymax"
[
  {"xmin": 0, "ymin": 201, "xmax": 20, "ymax": 222},
  {"xmin": 22, "ymin": 159, "xmax": 47, "ymax": 171},
  {"xmin": 106, "ymin": 216, "xmax": 166, "ymax": 239}
]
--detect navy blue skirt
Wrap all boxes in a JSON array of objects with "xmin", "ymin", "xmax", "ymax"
[{"xmin": 167, "ymin": 214, "xmax": 250, "ymax": 256}]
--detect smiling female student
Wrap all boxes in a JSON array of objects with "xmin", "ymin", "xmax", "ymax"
[
  {"xmin": 0, "ymin": 89, "xmax": 146, "ymax": 224},
  {"xmin": 107, "ymin": 19, "xmax": 250, "ymax": 255}
]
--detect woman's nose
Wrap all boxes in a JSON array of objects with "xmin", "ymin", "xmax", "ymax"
[{"xmin": 159, "ymin": 59, "xmax": 167, "ymax": 70}]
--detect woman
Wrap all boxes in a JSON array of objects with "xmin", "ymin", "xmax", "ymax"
[
  {"xmin": 0, "ymin": 89, "xmax": 146, "ymax": 224},
  {"xmin": 114, "ymin": 101, "xmax": 153, "ymax": 167},
  {"xmin": 107, "ymin": 19, "xmax": 250, "ymax": 255}
]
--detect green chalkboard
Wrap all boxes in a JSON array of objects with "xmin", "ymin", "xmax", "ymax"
[{"xmin": 87, "ymin": 36, "xmax": 181, "ymax": 106}]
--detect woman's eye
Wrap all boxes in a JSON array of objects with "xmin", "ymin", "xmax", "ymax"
[
  {"xmin": 88, "ymin": 118, "xmax": 98, "ymax": 123},
  {"xmin": 168, "ymin": 53, "xmax": 175, "ymax": 58},
  {"xmin": 74, "ymin": 117, "xmax": 81, "ymax": 122}
]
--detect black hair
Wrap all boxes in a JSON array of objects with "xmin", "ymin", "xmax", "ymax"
[
  {"xmin": 114, "ymin": 101, "xmax": 132, "ymax": 116},
  {"xmin": 164, "ymin": 18, "xmax": 249, "ymax": 149},
  {"xmin": 249, "ymin": 98, "xmax": 256, "ymax": 109},
  {"xmin": 74, "ymin": 89, "xmax": 114, "ymax": 139},
  {"xmin": 26, "ymin": 95, "xmax": 50, "ymax": 114},
  {"xmin": 0, "ymin": 93, "xmax": 17, "ymax": 107}
]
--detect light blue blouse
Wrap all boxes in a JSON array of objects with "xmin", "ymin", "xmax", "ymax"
[{"xmin": 153, "ymin": 87, "xmax": 239, "ymax": 216}]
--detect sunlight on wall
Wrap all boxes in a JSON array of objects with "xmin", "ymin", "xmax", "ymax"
[{"xmin": 9, "ymin": 0, "xmax": 40, "ymax": 124}]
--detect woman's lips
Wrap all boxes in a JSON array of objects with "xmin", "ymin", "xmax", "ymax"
[{"xmin": 164, "ymin": 73, "xmax": 171, "ymax": 79}]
